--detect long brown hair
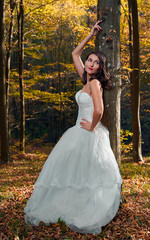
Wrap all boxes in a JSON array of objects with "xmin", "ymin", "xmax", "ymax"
[{"xmin": 82, "ymin": 51, "xmax": 112, "ymax": 90}]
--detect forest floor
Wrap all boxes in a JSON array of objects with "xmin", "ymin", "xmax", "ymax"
[{"xmin": 0, "ymin": 144, "xmax": 150, "ymax": 240}]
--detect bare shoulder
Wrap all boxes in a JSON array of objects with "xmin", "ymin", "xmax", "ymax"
[{"xmin": 89, "ymin": 79, "xmax": 103, "ymax": 93}]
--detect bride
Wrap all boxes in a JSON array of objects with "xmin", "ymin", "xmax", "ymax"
[{"xmin": 24, "ymin": 20, "xmax": 122, "ymax": 235}]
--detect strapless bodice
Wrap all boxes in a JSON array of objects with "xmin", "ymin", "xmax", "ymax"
[{"xmin": 75, "ymin": 90, "xmax": 94, "ymax": 126}]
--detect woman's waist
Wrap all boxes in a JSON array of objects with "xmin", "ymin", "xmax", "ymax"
[
  {"xmin": 76, "ymin": 114, "xmax": 93, "ymax": 125},
  {"xmin": 75, "ymin": 117, "xmax": 108, "ymax": 132}
]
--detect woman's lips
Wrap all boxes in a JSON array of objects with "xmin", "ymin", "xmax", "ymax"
[{"xmin": 89, "ymin": 68, "xmax": 93, "ymax": 70}]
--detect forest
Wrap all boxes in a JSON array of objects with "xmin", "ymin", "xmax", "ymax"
[{"xmin": 0, "ymin": 0, "xmax": 150, "ymax": 239}]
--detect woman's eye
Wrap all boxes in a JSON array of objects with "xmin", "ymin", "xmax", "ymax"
[
  {"xmin": 88, "ymin": 58, "xmax": 92, "ymax": 62},
  {"xmin": 95, "ymin": 61, "xmax": 99, "ymax": 65}
]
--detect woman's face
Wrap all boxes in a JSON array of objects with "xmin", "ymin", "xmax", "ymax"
[{"xmin": 85, "ymin": 54, "xmax": 100, "ymax": 75}]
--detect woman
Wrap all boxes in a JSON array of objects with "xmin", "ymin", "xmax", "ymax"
[{"xmin": 24, "ymin": 21, "xmax": 122, "ymax": 235}]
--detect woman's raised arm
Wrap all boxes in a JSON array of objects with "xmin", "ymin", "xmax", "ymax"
[{"xmin": 72, "ymin": 21, "xmax": 102, "ymax": 79}]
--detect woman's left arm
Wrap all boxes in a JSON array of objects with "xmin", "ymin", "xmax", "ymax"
[{"xmin": 80, "ymin": 79, "xmax": 103, "ymax": 131}]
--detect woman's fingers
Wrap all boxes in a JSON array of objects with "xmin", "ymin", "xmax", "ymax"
[
  {"xmin": 80, "ymin": 119, "xmax": 92, "ymax": 131},
  {"xmin": 94, "ymin": 20, "xmax": 102, "ymax": 28},
  {"xmin": 95, "ymin": 24, "xmax": 102, "ymax": 30},
  {"xmin": 92, "ymin": 24, "xmax": 102, "ymax": 35},
  {"xmin": 82, "ymin": 118, "xmax": 88, "ymax": 122},
  {"xmin": 80, "ymin": 119, "xmax": 87, "ymax": 126},
  {"xmin": 80, "ymin": 121, "xmax": 86, "ymax": 125},
  {"xmin": 91, "ymin": 20, "xmax": 102, "ymax": 36},
  {"xmin": 97, "ymin": 20, "xmax": 103, "ymax": 24}
]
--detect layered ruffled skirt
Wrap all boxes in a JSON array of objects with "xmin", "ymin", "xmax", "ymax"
[{"xmin": 24, "ymin": 122, "xmax": 122, "ymax": 234}]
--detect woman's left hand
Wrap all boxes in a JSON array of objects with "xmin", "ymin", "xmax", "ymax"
[
  {"xmin": 80, "ymin": 118, "xmax": 93, "ymax": 131},
  {"xmin": 91, "ymin": 20, "xmax": 102, "ymax": 36}
]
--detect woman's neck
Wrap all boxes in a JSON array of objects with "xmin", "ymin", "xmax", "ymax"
[{"xmin": 87, "ymin": 73, "xmax": 91, "ymax": 82}]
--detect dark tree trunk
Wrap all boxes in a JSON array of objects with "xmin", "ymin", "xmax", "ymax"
[
  {"xmin": 5, "ymin": 0, "xmax": 16, "ymax": 148},
  {"xmin": 96, "ymin": 0, "xmax": 121, "ymax": 167},
  {"xmin": 6, "ymin": 0, "xmax": 16, "ymax": 99},
  {"xmin": 18, "ymin": 0, "xmax": 25, "ymax": 152},
  {"xmin": 58, "ymin": 59, "xmax": 62, "ymax": 139},
  {"xmin": 57, "ymin": 22, "xmax": 62, "ymax": 139},
  {"xmin": 0, "ymin": 0, "xmax": 9, "ymax": 163},
  {"xmin": 128, "ymin": 0, "xmax": 143, "ymax": 162}
]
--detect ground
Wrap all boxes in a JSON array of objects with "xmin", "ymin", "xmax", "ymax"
[{"xmin": 0, "ymin": 144, "xmax": 150, "ymax": 240}]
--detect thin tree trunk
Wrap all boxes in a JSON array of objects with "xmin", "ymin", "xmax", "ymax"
[
  {"xmin": 128, "ymin": 0, "xmax": 143, "ymax": 162},
  {"xmin": 0, "ymin": 0, "xmax": 9, "ymax": 163},
  {"xmin": 96, "ymin": 0, "xmax": 121, "ymax": 167},
  {"xmin": 57, "ymin": 20, "xmax": 62, "ymax": 139},
  {"xmin": 5, "ymin": 0, "xmax": 16, "ymax": 149},
  {"xmin": 18, "ymin": 0, "xmax": 25, "ymax": 152},
  {"xmin": 58, "ymin": 60, "xmax": 62, "ymax": 139},
  {"xmin": 6, "ymin": 0, "xmax": 16, "ymax": 99},
  {"xmin": 58, "ymin": 38, "xmax": 62, "ymax": 139},
  {"xmin": 128, "ymin": 0, "xmax": 133, "ymax": 70}
]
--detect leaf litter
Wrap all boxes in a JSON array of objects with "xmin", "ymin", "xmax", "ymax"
[{"xmin": 0, "ymin": 146, "xmax": 149, "ymax": 239}]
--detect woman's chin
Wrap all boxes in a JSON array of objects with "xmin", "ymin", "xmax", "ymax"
[{"xmin": 87, "ymin": 72, "xmax": 95, "ymax": 76}]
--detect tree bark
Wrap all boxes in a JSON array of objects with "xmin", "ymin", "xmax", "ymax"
[
  {"xmin": 128, "ymin": 0, "xmax": 143, "ymax": 162},
  {"xmin": 57, "ymin": 21, "xmax": 62, "ymax": 139},
  {"xmin": 5, "ymin": 0, "xmax": 16, "ymax": 148},
  {"xmin": 6, "ymin": 0, "xmax": 16, "ymax": 99},
  {"xmin": 0, "ymin": 0, "xmax": 9, "ymax": 163},
  {"xmin": 18, "ymin": 0, "xmax": 25, "ymax": 152},
  {"xmin": 58, "ymin": 57, "xmax": 62, "ymax": 140},
  {"xmin": 96, "ymin": 0, "xmax": 121, "ymax": 167}
]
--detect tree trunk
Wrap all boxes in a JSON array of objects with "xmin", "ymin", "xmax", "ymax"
[
  {"xmin": 57, "ymin": 21, "xmax": 62, "ymax": 140},
  {"xmin": 0, "ymin": 0, "xmax": 9, "ymax": 163},
  {"xmin": 5, "ymin": 0, "xmax": 16, "ymax": 148},
  {"xmin": 58, "ymin": 61, "xmax": 62, "ymax": 140},
  {"xmin": 128, "ymin": 0, "xmax": 143, "ymax": 162},
  {"xmin": 18, "ymin": 0, "xmax": 25, "ymax": 152},
  {"xmin": 96, "ymin": 0, "xmax": 121, "ymax": 167}
]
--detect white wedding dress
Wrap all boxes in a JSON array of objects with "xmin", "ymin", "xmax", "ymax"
[{"xmin": 24, "ymin": 90, "xmax": 122, "ymax": 235}]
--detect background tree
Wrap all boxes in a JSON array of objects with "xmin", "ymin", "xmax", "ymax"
[
  {"xmin": 120, "ymin": 0, "xmax": 150, "ymax": 157},
  {"xmin": 17, "ymin": 0, "xmax": 25, "ymax": 152},
  {"xmin": 5, "ymin": 0, "xmax": 16, "ymax": 147},
  {"xmin": 96, "ymin": 0, "xmax": 121, "ymax": 166},
  {"xmin": 128, "ymin": 0, "xmax": 143, "ymax": 162},
  {"xmin": 0, "ymin": 0, "xmax": 9, "ymax": 163}
]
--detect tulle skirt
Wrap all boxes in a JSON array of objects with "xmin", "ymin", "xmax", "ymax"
[{"xmin": 24, "ymin": 122, "xmax": 122, "ymax": 234}]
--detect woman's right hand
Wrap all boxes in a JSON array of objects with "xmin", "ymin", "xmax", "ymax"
[{"xmin": 91, "ymin": 20, "xmax": 102, "ymax": 36}]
